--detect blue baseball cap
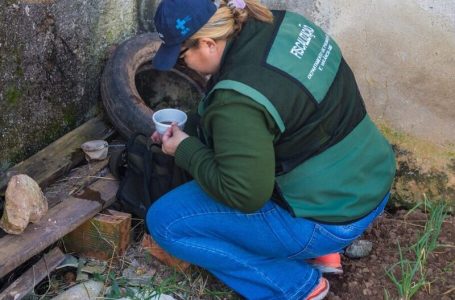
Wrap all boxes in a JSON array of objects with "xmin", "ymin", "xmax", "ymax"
[{"xmin": 152, "ymin": 0, "xmax": 217, "ymax": 70}]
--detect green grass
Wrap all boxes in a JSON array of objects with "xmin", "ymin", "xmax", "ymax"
[
  {"xmin": 385, "ymin": 241, "xmax": 428, "ymax": 300},
  {"xmin": 385, "ymin": 197, "xmax": 449, "ymax": 300},
  {"xmin": 94, "ymin": 266, "xmax": 238, "ymax": 300}
]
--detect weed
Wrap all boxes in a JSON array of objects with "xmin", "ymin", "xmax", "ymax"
[
  {"xmin": 92, "ymin": 264, "xmax": 237, "ymax": 299},
  {"xmin": 386, "ymin": 241, "xmax": 428, "ymax": 299},
  {"xmin": 385, "ymin": 197, "xmax": 448, "ymax": 299}
]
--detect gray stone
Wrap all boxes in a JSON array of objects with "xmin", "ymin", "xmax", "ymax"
[
  {"xmin": 345, "ymin": 240, "xmax": 373, "ymax": 259},
  {"xmin": 50, "ymin": 280, "xmax": 104, "ymax": 300},
  {"xmin": 56, "ymin": 254, "xmax": 79, "ymax": 269}
]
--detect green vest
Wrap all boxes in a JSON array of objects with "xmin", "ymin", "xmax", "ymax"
[{"xmin": 199, "ymin": 11, "xmax": 396, "ymax": 222}]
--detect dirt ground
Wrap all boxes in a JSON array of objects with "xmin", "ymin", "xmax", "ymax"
[
  {"xmin": 50, "ymin": 205, "xmax": 455, "ymax": 300},
  {"xmin": 1, "ymin": 160, "xmax": 454, "ymax": 299},
  {"xmin": 107, "ymin": 206, "xmax": 455, "ymax": 300},
  {"xmin": 327, "ymin": 209, "xmax": 455, "ymax": 300},
  {"xmin": 122, "ymin": 206, "xmax": 455, "ymax": 300},
  {"xmin": 182, "ymin": 206, "xmax": 455, "ymax": 300}
]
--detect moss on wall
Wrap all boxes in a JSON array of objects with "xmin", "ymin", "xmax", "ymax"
[
  {"xmin": 378, "ymin": 121, "xmax": 455, "ymax": 172},
  {"xmin": 377, "ymin": 120, "xmax": 455, "ymax": 210},
  {"xmin": 4, "ymin": 85, "xmax": 23, "ymax": 107},
  {"xmin": 5, "ymin": 0, "xmax": 18, "ymax": 6}
]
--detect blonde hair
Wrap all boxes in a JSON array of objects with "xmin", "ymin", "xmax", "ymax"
[{"xmin": 188, "ymin": 0, "xmax": 273, "ymax": 43}]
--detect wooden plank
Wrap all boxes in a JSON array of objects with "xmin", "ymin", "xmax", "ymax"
[
  {"xmin": 0, "ymin": 116, "xmax": 115, "ymax": 195},
  {"xmin": 0, "ymin": 247, "xmax": 65, "ymax": 300},
  {"xmin": 72, "ymin": 174, "xmax": 119, "ymax": 210},
  {"xmin": 44, "ymin": 160, "xmax": 110, "ymax": 209},
  {"xmin": 0, "ymin": 198, "xmax": 99, "ymax": 279},
  {"xmin": 0, "ymin": 177, "xmax": 118, "ymax": 278}
]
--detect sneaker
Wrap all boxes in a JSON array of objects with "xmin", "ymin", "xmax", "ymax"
[
  {"xmin": 309, "ymin": 253, "xmax": 343, "ymax": 274},
  {"xmin": 305, "ymin": 277, "xmax": 330, "ymax": 300}
]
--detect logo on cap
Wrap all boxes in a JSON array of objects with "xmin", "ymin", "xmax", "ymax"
[
  {"xmin": 157, "ymin": 32, "xmax": 165, "ymax": 42},
  {"xmin": 175, "ymin": 16, "xmax": 192, "ymax": 36}
]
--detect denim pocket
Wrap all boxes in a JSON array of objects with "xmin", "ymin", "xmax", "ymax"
[
  {"xmin": 261, "ymin": 206, "xmax": 310, "ymax": 257},
  {"xmin": 291, "ymin": 224, "xmax": 360, "ymax": 259}
]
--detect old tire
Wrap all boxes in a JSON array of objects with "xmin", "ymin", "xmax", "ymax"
[{"xmin": 101, "ymin": 32, "xmax": 205, "ymax": 138}]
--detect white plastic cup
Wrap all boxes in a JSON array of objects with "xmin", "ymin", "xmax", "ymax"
[
  {"xmin": 80, "ymin": 140, "xmax": 108, "ymax": 161},
  {"xmin": 152, "ymin": 108, "xmax": 188, "ymax": 135}
]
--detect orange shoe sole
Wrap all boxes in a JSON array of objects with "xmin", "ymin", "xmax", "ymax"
[
  {"xmin": 306, "ymin": 277, "xmax": 330, "ymax": 300},
  {"xmin": 309, "ymin": 253, "xmax": 343, "ymax": 274}
]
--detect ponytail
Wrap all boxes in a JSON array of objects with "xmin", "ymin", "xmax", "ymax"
[
  {"xmin": 242, "ymin": 0, "xmax": 274, "ymax": 23},
  {"xmin": 189, "ymin": 0, "xmax": 273, "ymax": 42}
]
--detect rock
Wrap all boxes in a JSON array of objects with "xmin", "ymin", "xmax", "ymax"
[
  {"xmin": 56, "ymin": 254, "xmax": 79, "ymax": 269},
  {"xmin": 362, "ymin": 288, "xmax": 372, "ymax": 296},
  {"xmin": 80, "ymin": 260, "xmax": 107, "ymax": 275},
  {"xmin": 115, "ymin": 288, "xmax": 176, "ymax": 300},
  {"xmin": 345, "ymin": 240, "xmax": 373, "ymax": 259},
  {"xmin": 50, "ymin": 280, "xmax": 104, "ymax": 300},
  {"xmin": 63, "ymin": 271, "xmax": 77, "ymax": 284},
  {"xmin": 0, "ymin": 174, "xmax": 48, "ymax": 234},
  {"xmin": 348, "ymin": 281, "xmax": 358, "ymax": 289},
  {"xmin": 328, "ymin": 294, "xmax": 341, "ymax": 300},
  {"xmin": 121, "ymin": 258, "xmax": 156, "ymax": 286}
]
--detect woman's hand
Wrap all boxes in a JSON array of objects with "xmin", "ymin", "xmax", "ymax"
[
  {"xmin": 161, "ymin": 123, "xmax": 189, "ymax": 156},
  {"xmin": 151, "ymin": 131, "xmax": 163, "ymax": 144}
]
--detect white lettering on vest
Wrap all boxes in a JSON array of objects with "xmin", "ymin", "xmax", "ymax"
[
  {"xmin": 308, "ymin": 34, "xmax": 330, "ymax": 79},
  {"xmin": 319, "ymin": 44, "xmax": 333, "ymax": 71},
  {"xmin": 290, "ymin": 24, "xmax": 315, "ymax": 59}
]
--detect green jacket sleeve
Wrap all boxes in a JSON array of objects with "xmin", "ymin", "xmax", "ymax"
[{"xmin": 174, "ymin": 89, "xmax": 278, "ymax": 212}]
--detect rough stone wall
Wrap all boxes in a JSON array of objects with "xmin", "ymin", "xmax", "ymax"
[
  {"xmin": 263, "ymin": 0, "xmax": 454, "ymax": 206},
  {"xmin": 0, "ymin": 0, "xmax": 137, "ymax": 171}
]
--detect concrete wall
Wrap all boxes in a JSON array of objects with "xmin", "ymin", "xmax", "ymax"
[{"xmin": 264, "ymin": 0, "xmax": 455, "ymax": 146}]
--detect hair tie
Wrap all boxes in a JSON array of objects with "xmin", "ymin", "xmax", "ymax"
[{"xmin": 227, "ymin": 0, "xmax": 246, "ymax": 9}]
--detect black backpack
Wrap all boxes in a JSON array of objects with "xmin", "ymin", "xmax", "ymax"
[{"xmin": 109, "ymin": 133, "xmax": 192, "ymax": 219}]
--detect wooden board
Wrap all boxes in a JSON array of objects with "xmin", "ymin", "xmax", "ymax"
[
  {"xmin": 72, "ymin": 174, "xmax": 119, "ymax": 210},
  {"xmin": 44, "ymin": 160, "xmax": 110, "ymax": 209},
  {"xmin": 0, "ymin": 116, "xmax": 115, "ymax": 195},
  {"xmin": 0, "ymin": 247, "xmax": 65, "ymax": 300},
  {"xmin": 0, "ymin": 177, "xmax": 118, "ymax": 278}
]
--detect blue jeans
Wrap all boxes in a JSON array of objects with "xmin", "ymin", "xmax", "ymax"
[{"xmin": 146, "ymin": 181, "xmax": 389, "ymax": 300}]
